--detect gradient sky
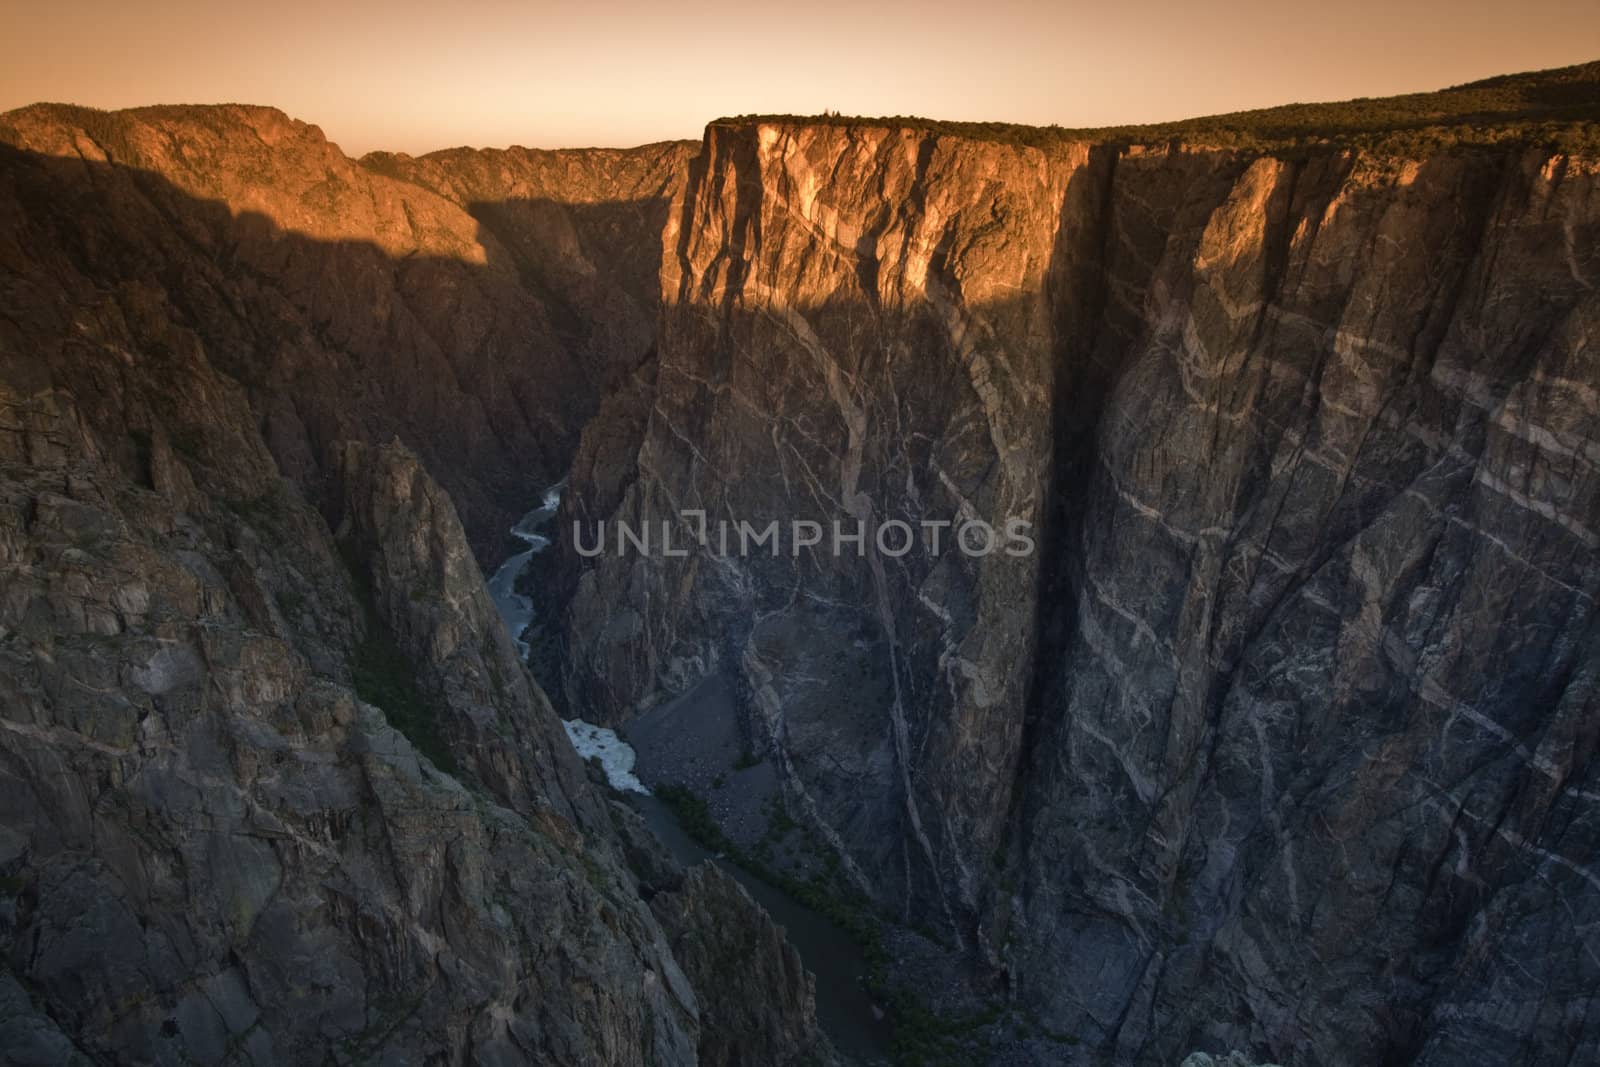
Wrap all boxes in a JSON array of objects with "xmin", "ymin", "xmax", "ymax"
[{"xmin": 4, "ymin": 0, "xmax": 1598, "ymax": 156}]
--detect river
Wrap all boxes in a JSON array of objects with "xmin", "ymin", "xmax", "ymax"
[{"xmin": 485, "ymin": 484, "xmax": 892, "ymax": 1063}]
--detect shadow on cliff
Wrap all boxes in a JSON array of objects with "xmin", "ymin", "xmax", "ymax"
[
  {"xmin": 535, "ymin": 132, "xmax": 1600, "ymax": 1067},
  {"xmin": 0, "ymin": 141, "xmax": 682, "ymax": 565},
  {"xmin": 536, "ymin": 138, "xmax": 1297, "ymax": 953},
  {"xmin": 9, "ymin": 134, "xmax": 1595, "ymax": 1067},
  {"xmin": 1003, "ymin": 142, "xmax": 1599, "ymax": 1067},
  {"xmin": 460, "ymin": 194, "xmax": 676, "ymax": 391}
]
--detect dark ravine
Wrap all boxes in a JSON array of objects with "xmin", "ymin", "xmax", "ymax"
[
  {"xmin": 630, "ymin": 791, "xmax": 895, "ymax": 1062},
  {"xmin": 483, "ymin": 485, "xmax": 891, "ymax": 1061},
  {"xmin": 0, "ymin": 60, "xmax": 1598, "ymax": 1067}
]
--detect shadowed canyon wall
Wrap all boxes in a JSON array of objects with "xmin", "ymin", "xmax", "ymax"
[
  {"xmin": 0, "ymin": 108, "xmax": 823, "ymax": 1065},
  {"xmin": 0, "ymin": 103, "xmax": 691, "ymax": 561},
  {"xmin": 553, "ymin": 121, "xmax": 1600, "ymax": 1065},
  {"xmin": 1, "ymin": 92, "xmax": 1598, "ymax": 1067}
]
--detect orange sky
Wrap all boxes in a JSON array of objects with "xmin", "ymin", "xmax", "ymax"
[{"xmin": 3, "ymin": 0, "xmax": 1598, "ymax": 156}]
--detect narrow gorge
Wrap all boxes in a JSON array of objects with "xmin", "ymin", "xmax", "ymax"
[{"xmin": 2, "ymin": 61, "xmax": 1598, "ymax": 1066}]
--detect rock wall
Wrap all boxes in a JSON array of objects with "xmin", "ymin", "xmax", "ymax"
[
  {"xmin": 558, "ymin": 123, "xmax": 1086, "ymax": 926},
  {"xmin": 4, "ymin": 93, "xmax": 1598, "ymax": 1066},
  {"xmin": 1014, "ymin": 144, "xmax": 1600, "ymax": 1067},
  {"xmin": 0, "ymin": 108, "xmax": 823, "ymax": 1064},
  {"xmin": 650, "ymin": 863, "xmax": 823, "ymax": 1067},
  {"xmin": 557, "ymin": 122, "xmax": 1600, "ymax": 1064},
  {"xmin": 0, "ymin": 104, "xmax": 686, "ymax": 560}
]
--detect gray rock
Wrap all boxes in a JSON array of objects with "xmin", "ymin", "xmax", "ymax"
[
  {"xmin": 5, "ymin": 89, "xmax": 1600, "ymax": 1067},
  {"xmin": 0, "ymin": 109, "xmax": 822, "ymax": 1066},
  {"xmin": 651, "ymin": 863, "xmax": 831, "ymax": 1067},
  {"xmin": 555, "ymin": 123, "xmax": 1600, "ymax": 1065}
]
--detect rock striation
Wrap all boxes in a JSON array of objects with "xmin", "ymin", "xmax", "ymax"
[
  {"xmin": 4, "ymin": 64, "xmax": 1600, "ymax": 1066},
  {"xmin": 650, "ymin": 863, "xmax": 823, "ymax": 1067},
  {"xmin": 554, "ymin": 119, "xmax": 1600, "ymax": 1064},
  {"xmin": 0, "ymin": 106, "xmax": 823, "ymax": 1065}
]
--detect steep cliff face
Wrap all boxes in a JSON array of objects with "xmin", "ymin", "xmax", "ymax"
[
  {"xmin": 1012, "ymin": 146, "xmax": 1600, "ymax": 1067},
  {"xmin": 559, "ymin": 121, "xmax": 1086, "ymax": 927},
  {"xmin": 332, "ymin": 438, "xmax": 603, "ymax": 825},
  {"xmin": 367, "ymin": 140, "xmax": 696, "ymax": 398},
  {"xmin": 0, "ymin": 104, "xmax": 683, "ymax": 560},
  {"xmin": 0, "ymin": 107, "xmax": 825, "ymax": 1065},
  {"xmin": 649, "ymin": 863, "xmax": 822, "ymax": 1067},
  {"xmin": 0, "ymin": 339, "xmax": 700, "ymax": 1064},
  {"xmin": 557, "ymin": 121, "xmax": 1600, "ymax": 1064}
]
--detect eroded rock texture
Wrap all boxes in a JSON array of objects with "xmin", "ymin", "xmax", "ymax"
[
  {"xmin": 0, "ymin": 103, "xmax": 687, "ymax": 559},
  {"xmin": 557, "ymin": 123, "xmax": 1600, "ymax": 1064},
  {"xmin": 0, "ymin": 365, "xmax": 702, "ymax": 1065},
  {"xmin": 3, "ymin": 87, "xmax": 1599, "ymax": 1067},
  {"xmin": 650, "ymin": 863, "xmax": 822, "ymax": 1067},
  {"xmin": 0, "ymin": 106, "xmax": 822, "ymax": 1065}
]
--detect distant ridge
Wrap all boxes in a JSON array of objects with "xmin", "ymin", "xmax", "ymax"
[
  {"xmin": 12, "ymin": 61, "xmax": 1599, "ymax": 159},
  {"xmin": 722, "ymin": 58, "xmax": 1600, "ymax": 153}
]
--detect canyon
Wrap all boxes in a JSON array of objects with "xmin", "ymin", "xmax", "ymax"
[{"xmin": 2, "ymin": 62, "xmax": 1599, "ymax": 1065}]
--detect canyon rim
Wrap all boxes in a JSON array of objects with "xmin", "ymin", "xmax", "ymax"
[{"xmin": 1, "ymin": 25, "xmax": 1599, "ymax": 1067}]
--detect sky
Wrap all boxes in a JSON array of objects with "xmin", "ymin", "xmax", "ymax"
[{"xmin": 3, "ymin": 0, "xmax": 1598, "ymax": 156}]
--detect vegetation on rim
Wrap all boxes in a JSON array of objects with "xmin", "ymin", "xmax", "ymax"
[{"xmin": 723, "ymin": 59, "xmax": 1600, "ymax": 155}]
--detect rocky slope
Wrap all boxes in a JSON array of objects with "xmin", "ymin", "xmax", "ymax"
[
  {"xmin": 0, "ymin": 107, "xmax": 825, "ymax": 1064},
  {"xmin": 553, "ymin": 116, "xmax": 1600, "ymax": 1064},
  {"xmin": 365, "ymin": 140, "xmax": 696, "ymax": 401},
  {"xmin": 3, "ymin": 65, "xmax": 1599, "ymax": 1067},
  {"xmin": 649, "ymin": 863, "xmax": 819, "ymax": 1067},
  {"xmin": 0, "ymin": 104, "xmax": 687, "ymax": 561}
]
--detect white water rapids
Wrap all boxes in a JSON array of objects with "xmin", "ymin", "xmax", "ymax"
[{"xmin": 485, "ymin": 481, "xmax": 649, "ymax": 794}]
